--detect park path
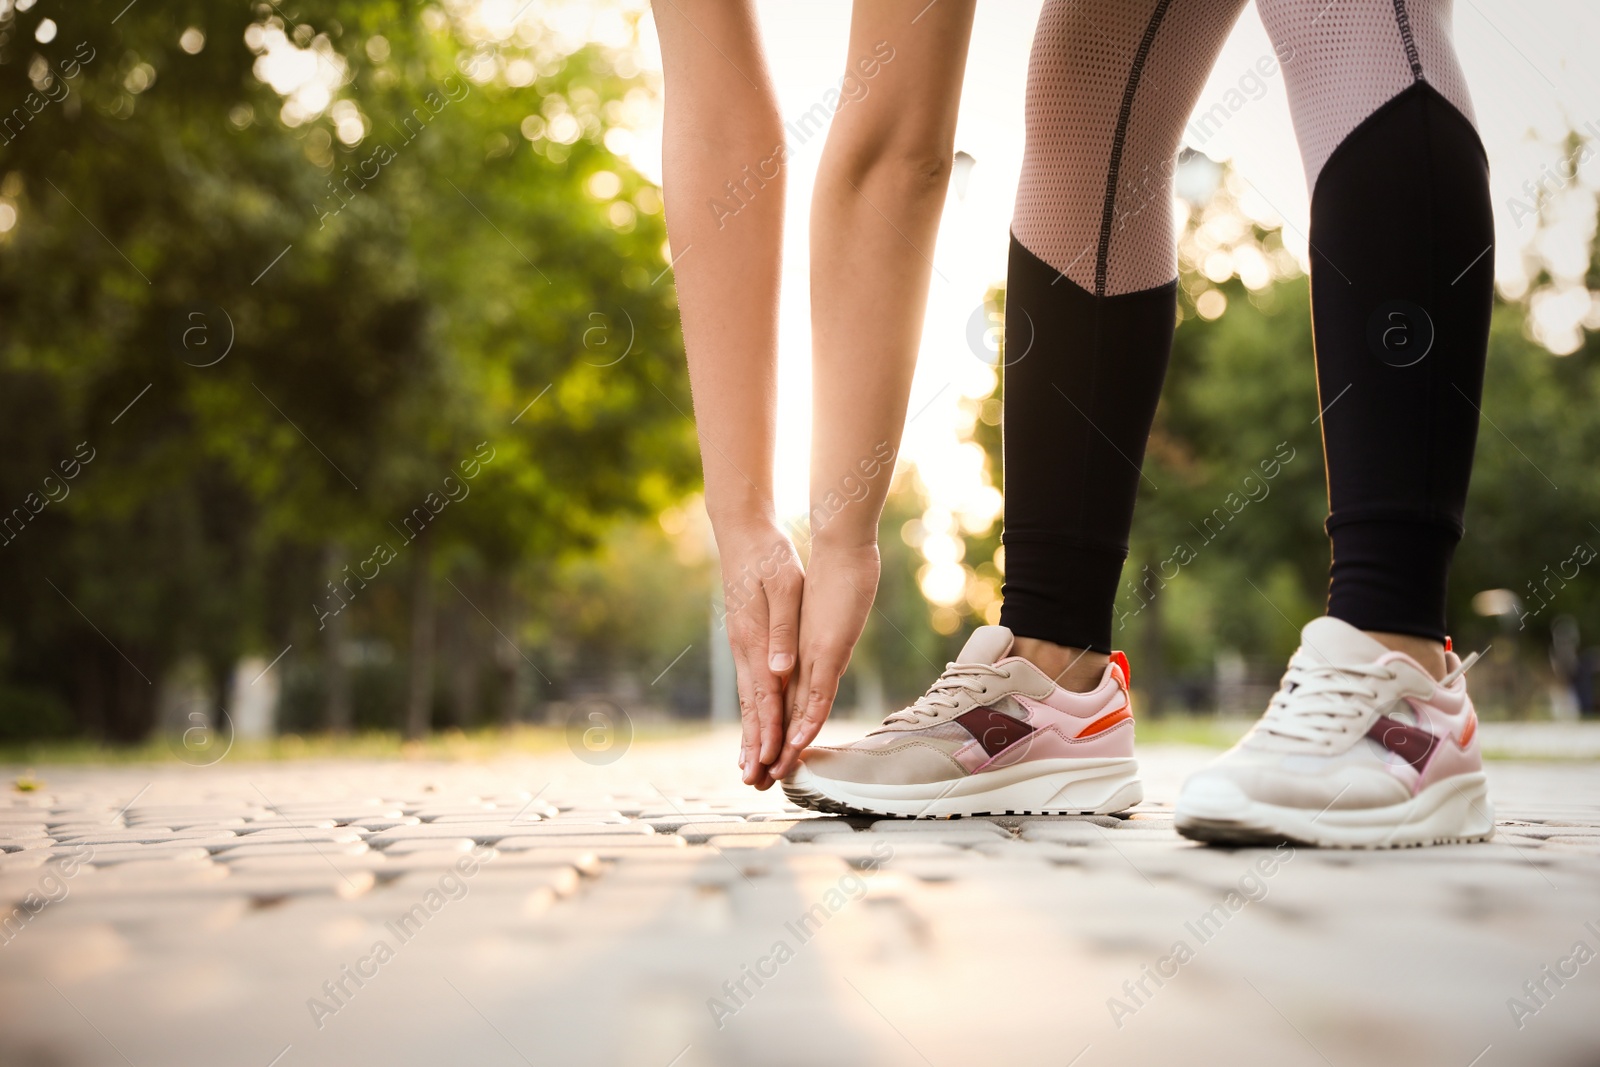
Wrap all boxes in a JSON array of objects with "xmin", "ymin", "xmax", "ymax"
[{"xmin": 2, "ymin": 726, "xmax": 1598, "ymax": 1067}]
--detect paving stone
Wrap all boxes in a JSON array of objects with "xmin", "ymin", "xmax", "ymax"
[
  {"xmin": 675, "ymin": 821, "xmax": 796, "ymax": 843},
  {"xmin": 1, "ymin": 739, "xmax": 1596, "ymax": 1067},
  {"xmin": 746, "ymin": 811, "xmax": 815, "ymax": 822},
  {"xmin": 642, "ymin": 813, "xmax": 746, "ymax": 833},
  {"xmin": 363, "ymin": 823, "xmax": 573, "ymax": 849},
  {"xmin": 374, "ymin": 838, "xmax": 478, "ymax": 856},
  {"xmin": 126, "ymin": 817, "xmax": 249, "ymax": 830},
  {"xmin": 237, "ymin": 818, "xmax": 341, "ymax": 830},
  {"xmin": 780, "ymin": 818, "xmax": 868, "ymax": 842},
  {"xmin": 342, "ymin": 817, "xmax": 424, "ymax": 831},
  {"xmin": 1017, "ymin": 821, "xmax": 1108, "ymax": 845},
  {"xmin": 407, "ymin": 805, "xmax": 500, "ymax": 819},
  {"xmin": 77, "ymin": 844, "xmax": 216, "ymax": 866},
  {"xmin": 420, "ymin": 812, "xmax": 545, "ymax": 825},
  {"xmin": 50, "ymin": 830, "xmax": 240, "ymax": 846},
  {"xmin": 0, "ymin": 851, "xmax": 53, "ymax": 871},
  {"xmin": 465, "ymin": 850, "xmax": 604, "ymax": 876},
  {"xmin": 213, "ymin": 840, "xmax": 373, "ymax": 860},
  {"xmin": 461, "ymin": 822, "xmax": 656, "ymax": 837},
  {"xmin": 153, "ymin": 870, "xmax": 378, "ymax": 901},
  {"xmin": 493, "ymin": 834, "xmax": 687, "ymax": 851},
  {"xmin": 228, "ymin": 827, "xmax": 366, "ymax": 843},
  {"xmin": 549, "ymin": 809, "xmax": 633, "ymax": 823},
  {"xmin": 704, "ymin": 833, "xmax": 788, "ymax": 850}
]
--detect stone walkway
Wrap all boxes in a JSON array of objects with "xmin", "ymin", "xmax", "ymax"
[{"xmin": 2, "ymin": 726, "xmax": 1598, "ymax": 1067}]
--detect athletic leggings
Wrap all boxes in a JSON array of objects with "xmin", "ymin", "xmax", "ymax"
[{"xmin": 999, "ymin": 0, "xmax": 1494, "ymax": 653}]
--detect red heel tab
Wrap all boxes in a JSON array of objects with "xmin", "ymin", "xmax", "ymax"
[{"xmin": 1109, "ymin": 651, "xmax": 1131, "ymax": 690}]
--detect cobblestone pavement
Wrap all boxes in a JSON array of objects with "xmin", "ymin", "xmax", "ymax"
[{"xmin": 2, "ymin": 726, "xmax": 1598, "ymax": 1067}]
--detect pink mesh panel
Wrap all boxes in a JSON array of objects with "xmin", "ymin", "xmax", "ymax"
[
  {"xmin": 1013, "ymin": 0, "xmax": 1476, "ymax": 292},
  {"xmin": 1013, "ymin": 0, "xmax": 1248, "ymax": 295},
  {"xmin": 1257, "ymin": 0, "xmax": 1476, "ymax": 192}
]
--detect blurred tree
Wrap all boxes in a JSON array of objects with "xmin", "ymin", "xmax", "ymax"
[{"xmin": 0, "ymin": 0, "xmax": 695, "ymax": 740}]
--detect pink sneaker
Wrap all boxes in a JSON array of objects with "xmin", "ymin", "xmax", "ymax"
[
  {"xmin": 1176, "ymin": 616, "xmax": 1494, "ymax": 848},
  {"xmin": 782, "ymin": 626, "xmax": 1142, "ymax": 818}
]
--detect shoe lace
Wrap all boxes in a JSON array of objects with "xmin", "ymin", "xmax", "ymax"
[
  {"xmin": 881, "ymin": 662, "xmax": 1008, "ymax": 725},
  {"xmin": 1255, "ymin": 652, "xmax": 1397, "ymax": 747}
]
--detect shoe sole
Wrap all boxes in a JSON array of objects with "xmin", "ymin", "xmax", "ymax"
[
  {"xmin": 1175, "ymin": 771, "xmax": 1495, "ymax": 849},
  {"xmin": 782, "ymin": 757, "xmax": 1143, "ymax": 819}
]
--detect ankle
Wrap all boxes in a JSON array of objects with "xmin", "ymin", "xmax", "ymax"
[
  {"xmin": 1011, "ymin": 637, "xmax": 1109, "ymax": 693},
  {"xmin": 1364, "ymin": 630, "xmax": 1447, "ymax": 682}
]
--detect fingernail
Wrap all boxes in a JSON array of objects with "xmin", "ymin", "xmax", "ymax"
[
  {"xmin": 769, "ymin": 653, "xmax": 794, "ymax": 672},
  {"xmin": 789, "ymin": 731, "xmax": 804, "ymax": 746}
]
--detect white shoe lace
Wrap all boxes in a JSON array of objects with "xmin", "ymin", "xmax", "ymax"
[
  {"xmin": 1254, "ymin": 652, "xmax": 1397, "ymax": 748},
  {"xmin": 881, "ymin": 662, "xmax": 1008, "ymax": 725}
]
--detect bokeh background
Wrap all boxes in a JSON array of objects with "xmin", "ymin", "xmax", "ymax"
[{"xmin": 2, "ymin": 0, "xmax": 1598, "ymax": 754}]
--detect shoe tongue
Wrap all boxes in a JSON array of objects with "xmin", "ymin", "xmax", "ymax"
[
  {"xmin": 957, "ymin": 625, "xmax": 1015, "ymax": 665},
  {"xmin": 1298, "ymin": 616, "xmax": 1389, "ymax": 667}
]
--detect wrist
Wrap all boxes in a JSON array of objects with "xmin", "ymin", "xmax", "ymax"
[
  {"xmin": 706, "ymin": 496, "xmax": 778, "ymax": 537},
  {"xmin": 809, "ymin": 522, "xmax": 880, "ymax": 555}
]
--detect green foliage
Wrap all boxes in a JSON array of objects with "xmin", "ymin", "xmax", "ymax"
[{"xmin": 0, "ymin": 0, "xmax": 695, "ymax": 739}]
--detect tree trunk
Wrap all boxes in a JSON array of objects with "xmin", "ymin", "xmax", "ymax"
[
  {"xmin": 449, "ymin": 599, "xmax": 479, "ymax": 729},
  {"xmin": 1138, "ymin": 553, "xmax": 1166, "ymax": 718},
  {"xmin": 76, "ymin": 639, "xmax": 106, "ymax": 741},
  {"xmin": 111, "ymin": 646, "xmax": 159, "ymax": 744},
  {"xmin": 494, "ymin": 575, "xmax": 523, "ymax": 726},
  {"xmin": 403, "ymin": 535, "xmax": 436, "ymax": 740},
  {"xmin": 322, "ymin": 545, "xmax": 353, "ymax": 734}
]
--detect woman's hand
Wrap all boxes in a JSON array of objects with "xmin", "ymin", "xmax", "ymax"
[
  {"xmin": 766, "ymin": 539, "xmax": 881, "ymax": 781},
  {"xmin": 715, "ymin": 518, "xmax": 805, "ymax": 789}
]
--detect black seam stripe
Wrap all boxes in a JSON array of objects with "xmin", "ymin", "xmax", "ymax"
[
  {"xmin": 1093, "ymin": 0, "xmax": 1174, "ymax": 296},
  {"xmin": 1391, "ymin": 0, "xmax": 1425, "ymax": 80}
]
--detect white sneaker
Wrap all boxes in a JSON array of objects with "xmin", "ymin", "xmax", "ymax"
[{"xmin": 1176, "ymin": 616, "xmax": 1493, "ymax": 848}]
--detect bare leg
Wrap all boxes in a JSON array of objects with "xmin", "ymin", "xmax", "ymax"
[
  {"xmin": 1365, "ymin": 631, "xmax": 1447, "ymax": 681},
  {"xmin": 1010, "ymin": 638, "xmax": 1110, "ymax": 693}
]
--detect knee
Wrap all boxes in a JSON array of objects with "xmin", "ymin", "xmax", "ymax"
[{"xmin": 819, "ymin": 139, "xmax": 954, "ymax": 201}]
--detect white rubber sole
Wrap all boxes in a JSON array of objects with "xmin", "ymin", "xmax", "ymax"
[
  {"xmin": 782, "ymin": 757, "xmax": 1143, "ymax": 819},
  {"xmin": 1175, "ymin": 771, "xmax": 1495, "ymax": 849}
]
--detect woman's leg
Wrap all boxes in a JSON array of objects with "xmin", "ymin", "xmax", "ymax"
[
  {"xmin": 1176, "ymin": 0, "xmax": 1496, "ymax": 848},
  {"xmin": 1260, "ymin": 0, "xmax": 1493, "ymax": 673},
  {"xmin": 1001, "ymin": 0, "xmax": 1248, "ymax": 687}
]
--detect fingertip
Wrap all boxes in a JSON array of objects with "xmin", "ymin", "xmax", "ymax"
[
  {"xmin": 768, "ymin": 652, "xmax": 794, "ymax": 673},
  {"xmin": 769, "ymin": 744, "xmax": 799, "ymax": 781}
]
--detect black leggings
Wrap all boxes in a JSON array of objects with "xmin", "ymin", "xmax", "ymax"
[{"xmin": 999, "ymin": 0, "xmax": 1493, "ymax": 653}]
